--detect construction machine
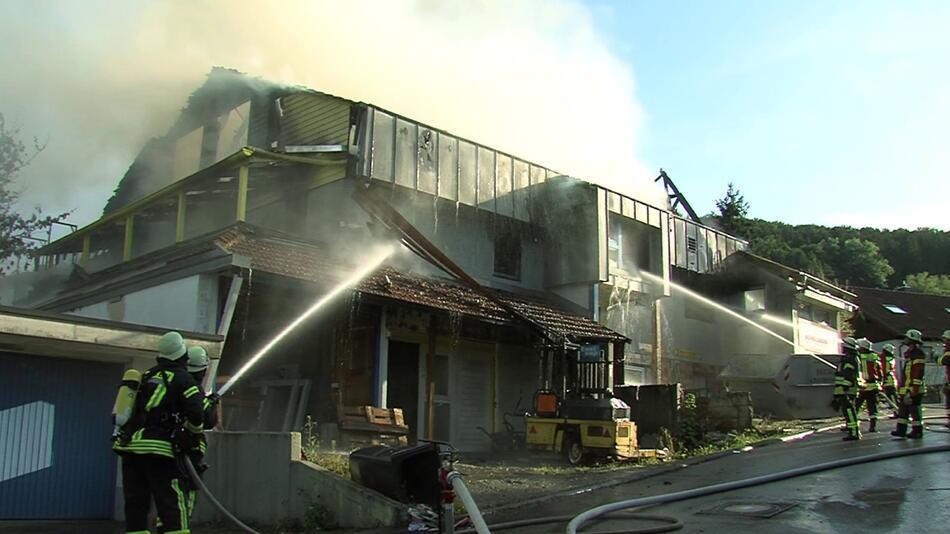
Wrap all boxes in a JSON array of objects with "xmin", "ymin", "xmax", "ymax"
[{"xmin": 353, "ymin": 184, "xmax": 656, "ymax": 465}]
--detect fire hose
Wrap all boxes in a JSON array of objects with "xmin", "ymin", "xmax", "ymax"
[
  {"xmin": 182, "ymin": 455, "xmax": 261, "ymax": 534},
  {"xmin": 565, "ymin": 443, "xmax": 950, "ymax": 534}
]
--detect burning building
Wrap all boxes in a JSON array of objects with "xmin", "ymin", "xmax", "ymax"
[{"xmin": 14, "ymin": 68, "xmax": 751, "ymax": 452}]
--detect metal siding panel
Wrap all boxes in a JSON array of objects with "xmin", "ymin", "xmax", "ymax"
[
  {"xmin": 395, "ymin": 118, "xmax": 417, "ymax": 189},
  {"xmin": 495, "ymin": 154, "xmax": 513, "ymax": 217},
  {"xmin": 371, "ymin": 110, "xmax": 395, "ymax": 183},
  {"xmin": 0, "ymin": 353, "xmax": 121, "ymax": 519},
  {"xmin": 477, "ymin": 147, "xmax": 495, "ymax": 211},
  {"xmin": 418, "ymin": 127, "xmax": 438, "ymax": 195},
  {"xmin": 437, "ymin": 134, "xmax": 459, "ymax": 201},
  {"xmin": 458, "ymin": 141, "xmax": 477, "ymax": 206},
  {"xmin": 513, "ymin": 160, "xmax": 530, "ymax": 222},
  {"xmin": 280, "ymin": 94, "xmax": 350, "ymax": 146}
]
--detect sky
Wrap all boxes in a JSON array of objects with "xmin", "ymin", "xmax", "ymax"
[{"xmin": 1, "ymin": 0, "xmax": 948, "ymax": 239}]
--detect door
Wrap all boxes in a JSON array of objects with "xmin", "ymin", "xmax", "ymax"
[
  {"xmin": 386, "ymin": 341, "xmax": 420, "ymax": 439},
  {"xmin": 452, "ymin": 348, "xmax": 492, "ymax": 452},
  {"xmin": 0, "ymin": 353, "xmax": 123, "ymax": 519}
]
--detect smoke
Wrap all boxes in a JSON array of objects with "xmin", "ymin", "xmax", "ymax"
[{"xmin": 0, "ymin": 0, "xmax": 662, "ymax": 231}]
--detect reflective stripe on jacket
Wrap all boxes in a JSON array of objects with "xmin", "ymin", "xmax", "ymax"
[{"xmin": 899, "ymin": 346, "xmax": 927, "ymax": 396}]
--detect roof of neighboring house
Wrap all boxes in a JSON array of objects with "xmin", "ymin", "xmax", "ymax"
[{"xmin": 850, "ymin": 287, "xmax": 950, "ymax": 341}]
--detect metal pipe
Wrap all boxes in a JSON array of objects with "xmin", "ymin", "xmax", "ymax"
[{"xmin": 447, "ymin": 471, "xmax": 490, "ymax": 534}]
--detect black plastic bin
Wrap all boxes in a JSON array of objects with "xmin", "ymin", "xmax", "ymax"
[{"xmin": 348, "ymin": 443, "xmax": 441, "ymax": 507}]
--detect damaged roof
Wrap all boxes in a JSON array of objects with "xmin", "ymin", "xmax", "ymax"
[{"xmin": 850, "ymin": 286, "xmax": 950, "ymax": 341}]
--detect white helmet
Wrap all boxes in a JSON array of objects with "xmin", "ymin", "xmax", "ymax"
[
  {"xmin": 943, "ymin": 329, "xmax": 950, "ymax": 342},
  {"xmin": 905, "ymin": 329, "xmax": 923, "ymax": 344},
  {"xmin": 187, "ymin": 346, "xmax": 210, "ymax": 373},
  {"xmin": 158, "ymin": 331, "xmax": 187, "ymax": 361},
  {"xmin": 882, "ymin": 343, "xmax": 895, "ymax": 357},
  {"xmin": 842, "ymin": 337, "xmax": 858, "ymax": 351},
  {"xmin": 856, "ymin": 338, "xmax": 872, "ymax": 351}
]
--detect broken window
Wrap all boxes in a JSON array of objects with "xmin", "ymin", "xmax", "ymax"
[{"xmin": 493, "ymin": 220, "xmax": 521, "ymax": 280}]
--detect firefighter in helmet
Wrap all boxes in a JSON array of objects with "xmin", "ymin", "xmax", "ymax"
[
  {"xmin": 114, "ymin": 331, "xmax": 204, "ymax": 534},
  {"xmin": 941, "ymin": 330, "xmax": 950, "ymax": 429},
  {"xmin": 892, "ymin": 329, "xmax": 927, "ymax": 439},
  {"xmin": 879, "ymin": 343, "xmax": 899, "ymax": 417},
  {"xmin": 854, "ymin": 338, "xmax": 882, "ymax": 432},
  {"xmin": 834, "ymin": 336, "xmax": 862, "ymax": 440}
]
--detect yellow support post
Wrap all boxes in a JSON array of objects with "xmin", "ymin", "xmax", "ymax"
[
  {"xmin": 80, "ymin": 235, "xmax": 90, "ymax": 268},
  {"xmin": 236, "ymin": 165, "xmax": 248, "ymax": 222},
  {"xmin": 123, "ymin": 215, "xmax": 134, "ymax": 261},
  {"xmin": 176, "ymin": 190, "xmax": 186, "ymax": 242}
]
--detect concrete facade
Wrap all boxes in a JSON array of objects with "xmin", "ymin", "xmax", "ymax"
[{"xmin": 193, "ymin": 432, "xmax": 406, "ymax": 529}]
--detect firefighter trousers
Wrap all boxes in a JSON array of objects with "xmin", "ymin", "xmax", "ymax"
[
  {"xmin": 882, "ymin": 386, "xmax": 898, "ymax": 413},
  {"xmin": 855, "ymin": 390, "xmax": 879, "ymax": 430},
  {"xmin": 840, "ymin": 394, "xmax": 860, "ymax": 438},
  {"xmin": 122, "ymin": 454, "xmax": 192, "ymax": 534},
  {"xmin": 944, "ymin": 385, "xmax": 950, "ymax": 427},
  {"xmin": 895, "ymin": 394, "xmax": 924, "ymax": 436}
]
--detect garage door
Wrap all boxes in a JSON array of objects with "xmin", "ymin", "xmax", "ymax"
[
  {"xmin": 452, "ymin": 348, "xmax": 492, "ymax": 452},
  {"xmin": 0, "ymin": 353, "xmax": 123, "ymax": 519}
]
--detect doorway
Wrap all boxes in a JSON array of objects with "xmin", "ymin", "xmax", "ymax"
[{"xmin": 386, "ymin": 341, "xmax": 420, "ymax": 439}]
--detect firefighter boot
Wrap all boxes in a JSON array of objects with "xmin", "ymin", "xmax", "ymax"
[
  {"xmin": 907, "ymin": 426, "xmax": 923, "ymax": 439},
  {"xmin": 868, "ymin": 418, "xmax": 877, "ymax": 433},
  {"xmin": 891, "ymin": 423, "xmax": 907, "ymax": 438}
]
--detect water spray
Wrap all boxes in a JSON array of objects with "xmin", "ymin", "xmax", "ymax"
[
  {"xmin": 639, "ymin": 271, "xmax": 836, "ymax": 370},
  {"xmin": 218, "ymin": 246, "xmax": 394, "ymax": 396}
]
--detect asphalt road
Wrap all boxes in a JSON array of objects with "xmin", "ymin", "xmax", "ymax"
[{"xmin": 489, "ymin": 423, "xmax": 950, "ymax": 533}]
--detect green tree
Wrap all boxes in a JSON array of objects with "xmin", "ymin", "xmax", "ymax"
[
  {"xmin": 904, "ymin": 272, "xmax": 950, "ymax": 296},
  {"xmin": 0, "ymin": 113, "xmax": 61, "ymax": 270},
  {"xmin": 816, "ymin": 237, "xmax": 894, "ymax": 287},
  {"xmin": 715, "ymin": 182, "xmax": 750, "ymax": 235}
]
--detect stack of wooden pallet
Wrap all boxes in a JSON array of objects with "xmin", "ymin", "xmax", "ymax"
[{"xmin": 337, "ymin": 405, "xmax": 410, "ymax": 447}]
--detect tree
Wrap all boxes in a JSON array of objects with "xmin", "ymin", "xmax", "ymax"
[
  {"xmin": 0, "ymin": 113, "xmax": 61, "ymax": 271},
  {"xmin": 816, "ymin": 237, "xmax": 894, "ymax": 288},
  {"xmin": 904, "ymin": 272, "xmax": 950, "ymax": 296},
  {"xmin": 715, "ymin": 183, "xmax": 750, "ymax": 235}
]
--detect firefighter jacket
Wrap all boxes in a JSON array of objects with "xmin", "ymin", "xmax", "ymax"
[
  {"xmin": 858, "ymin": 350, "xmax": 882, "ymax": 391},
  {"xmin": 113, "ymin": 359, "xmax": 204, "ymax": 458},
  {"xmin": 196, "ymin": 392, "xmax": 219, "ymax": 456},
  {"xmin": 835, "ymin": 349, "xmax": 861, "ymax": 395},
  {"xmin": 899, "ymin": 346, "xmax": 927, "ymax": 397},
  {"xmin": 880, "ymin": 353, "xmax": 898, "ymax": 388}
]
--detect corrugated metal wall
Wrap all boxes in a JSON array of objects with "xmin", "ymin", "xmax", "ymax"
[
  {"xmin": 279, "ymin": 93, "xmax": 351, "ymax": 146},
  {"xmin": 0, "ymin": 353, "xmax": 122, "ymax": 519}
]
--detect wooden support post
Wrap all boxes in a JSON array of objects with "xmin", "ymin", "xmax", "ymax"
[
  {"xmin": 176, "ymin": 190, "xmax": 186, "ymax": 242},
  {"xmin": 425, "ymin": 314, "xmax": 437, "ymax": 440},
  {"xmin": 236, "ymin": 164, "xmax": 249, "ymax": 222},
  {"xmin": 123, "ymin": 215, "xmax": 134, "ymax": 261},
  {"xmin": 80, "ymin": 235, "xmax": 90, "ymax": 269}
]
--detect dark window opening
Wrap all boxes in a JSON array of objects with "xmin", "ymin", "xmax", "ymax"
[{"xmin": 493, "ymin": 221, "xmax": 522, "ymax": 280}]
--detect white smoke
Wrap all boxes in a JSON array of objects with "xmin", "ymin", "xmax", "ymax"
[{"xmin": 0, "ymin": 0, "xmax": 662, "ymax": 230}]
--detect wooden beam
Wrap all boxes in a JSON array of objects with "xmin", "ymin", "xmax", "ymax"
[
  {"xmin": 176, "ymin": 190, "xmax": 186, "ymax": 242},
  {"xmin": 425, "ymin": 314, "xmax": 437, "ymax": 440},
  {"xmin": 80, "ymin": 235, "xmax": 90, "ymax": 269},
  {"xmin": 123, "ymin": 215, "xmax": 134, "ymax": 261},
  {"xmin": 236, "ymin": 164, "xmax": 249, "ymax": 222}
]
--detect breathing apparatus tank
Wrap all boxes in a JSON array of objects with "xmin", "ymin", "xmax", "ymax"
[{"xmin": 112, "ymin": 368, "xmax": 142, "ymax": 435}]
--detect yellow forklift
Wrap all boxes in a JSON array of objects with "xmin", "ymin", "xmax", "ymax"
[{"xmin": 353, "ymin": 185, "xmax": 655, "ymax": 466}]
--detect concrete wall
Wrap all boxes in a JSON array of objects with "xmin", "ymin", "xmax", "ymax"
[
  {"xmin": 194, "ymin": 432, "xmax": 406, "ymax": 529},
  {"xmin": 69, "ymin": 274, "xmax": 219, "ymax": 334}
]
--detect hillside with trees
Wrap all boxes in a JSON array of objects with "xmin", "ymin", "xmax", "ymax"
[{"xmin": 712, "ymin": 184, "xmax": 950, "ymax": 294}]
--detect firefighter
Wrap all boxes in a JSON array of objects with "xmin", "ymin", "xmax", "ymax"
[
  {"xmin": 854, "ymin": 338, "xmax": 882, "ymax": 432},
  {"xmin": 114, "ymin": 331, "xmax": 204, "ymax": 534},
  {"xmin": 941, "ymin": 330, "xmax": 950, "ymax": 429},
  {"xmin": 879, "ymin": 343, "xmax": 899, "ymax": 417},
  {"xmin": 834, "ymin": 336, "xmax": 862, "ymax": 440},
  {"xmin": 892, "ymin": 329, "xmax": 927, "ymax": 439}
]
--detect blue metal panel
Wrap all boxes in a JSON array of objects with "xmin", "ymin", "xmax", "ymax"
[{"xmin": 0, "ymin": 353, "xmax": 122, "ymax": 519}]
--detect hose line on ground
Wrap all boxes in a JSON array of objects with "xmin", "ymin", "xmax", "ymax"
[
  {"xmin": 456, "ymin": 510, "xmax": 682, "ymax": 534},
  {"xmin": 183, "ymin": 455, "xmax": 261, "ymax": 534},
  {"xmin": 566, "ymin": 443, "xmax": 950, "ymax": 534}
]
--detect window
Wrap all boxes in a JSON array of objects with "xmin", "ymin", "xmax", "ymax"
[
  {"xmin": 882, "ymin": 304, "xmax": 908, "ymax": 314},
  {"xmin": 493, "ymin": 221, "xmax": 521, "ymax": 280},
  {"xmin": 744, "ymin": 288, "xmax": 766, "ymax": 312}
]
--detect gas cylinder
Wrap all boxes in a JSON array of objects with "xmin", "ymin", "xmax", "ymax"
[{"xmin": 112, "ymin": 368, "xmax": 142, "ymax": 431}]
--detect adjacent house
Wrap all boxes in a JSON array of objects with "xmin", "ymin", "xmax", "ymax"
[{"xmin": 10, "ymin": 68, "xmax": 749, "ymax": 454}]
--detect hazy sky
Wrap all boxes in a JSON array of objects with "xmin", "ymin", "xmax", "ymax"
[{"xmin": 2, "ymin": 0, "xmax": 947, "ymax": 238}]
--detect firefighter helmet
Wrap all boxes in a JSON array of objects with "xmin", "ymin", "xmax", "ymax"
[
  {"xmin": 943, "ymin": 329, "xmax": 950, "ymax": 341},
  {"xmin": 882, "ymin": 343, "xmax": 895, "ymax": 356},
  {"xmin": 187, "ymin": 346, "xmax": 210, "ymax": 373},
  {"xmin": 842, "ymin": 337, "xmax": 858, "ymax": 351},
  {"xmin": 905, "ymin": 329, "xmax": 923, "ymax": 344},
  {"xmin": 856, "ymin": 338, "xmax": 872, "ymax": 351},
  {"xmin": 158, "ymin": 331, "xmax": 187, "ymax": 360}
]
